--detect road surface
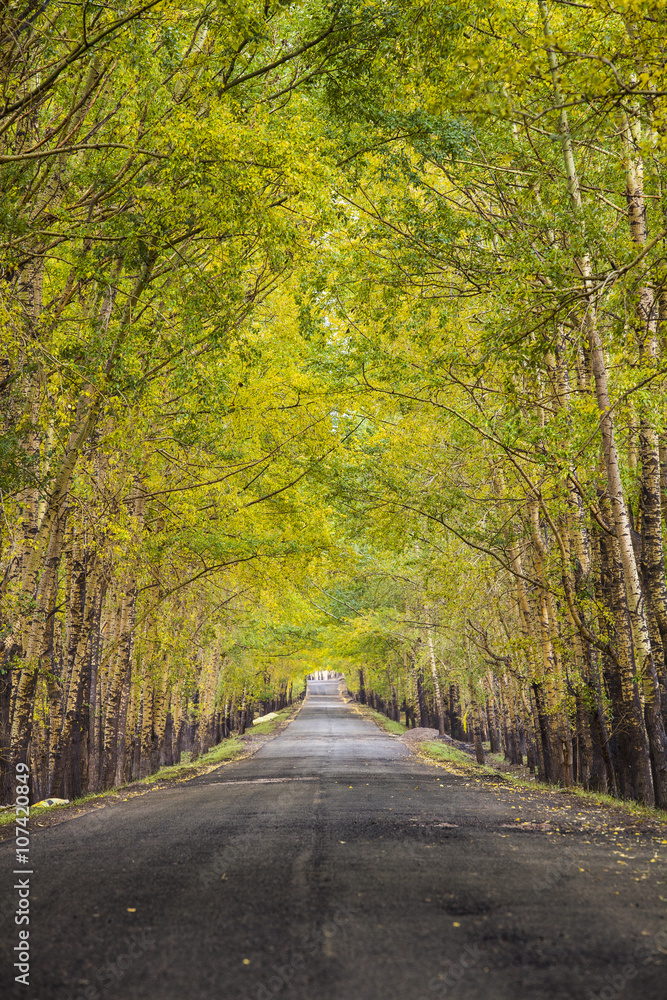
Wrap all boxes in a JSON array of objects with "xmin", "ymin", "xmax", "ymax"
[{"xmin": 2, "ymin": 678, "xmax": 665, "ymax": 1000}]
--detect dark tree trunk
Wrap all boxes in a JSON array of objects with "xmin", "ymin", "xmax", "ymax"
[
  {"xmin": 486, "ymin": 698, "xmax": 501, "ymax": 753},
  {"xmin": 532, "ymin": 682, "xmax": 557, "ymax": 782},
  {"xmin": 358, "ymin": 668, "xmax": 367, "ymax": 705},
  {"xmin": 598, "ymin": 527, "xmax": 654, "ymax": 803},
  {"xmin": 391, "ymin": 685, "xmax": 400, "ymax": 722},
  {"xmin": 161, "ymin": 711, "xmax": 175, "ymax": 766},
  {"xmin": 449, "ymin": 684, "xmax": 463, "ymax": 740},
  {"xmin": 416, "ymin": 666, "xmax": 429, "ymax": 728}
]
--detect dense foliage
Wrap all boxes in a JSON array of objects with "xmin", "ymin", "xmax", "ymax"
[{"xmin": 2, "ymin": 1, "xmax": 667, "ymax": 808}]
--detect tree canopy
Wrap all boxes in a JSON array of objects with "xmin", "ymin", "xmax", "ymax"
[{"xmin": 3, "ymin": 0, "xmax": 667, "ymax": 808}]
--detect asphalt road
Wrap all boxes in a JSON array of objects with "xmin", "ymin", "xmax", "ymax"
[{"xmin": 2, "ymin": 678, "xmax": 666, "ymax": 1000}]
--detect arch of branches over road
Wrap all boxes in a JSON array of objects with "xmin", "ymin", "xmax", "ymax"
[{"xmin": 2, "ymin": 1, "xmax": 667, "ymax": 810}]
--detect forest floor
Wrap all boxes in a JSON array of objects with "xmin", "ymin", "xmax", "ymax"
[{"xmin": 1, "ymin": 680, "xmax": 666, "ymax": 1000}]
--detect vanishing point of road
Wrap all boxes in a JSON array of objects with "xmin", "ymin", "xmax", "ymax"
[{"xmin": 2, "ymin": 678, "xmax": 665, "ymax": 999}]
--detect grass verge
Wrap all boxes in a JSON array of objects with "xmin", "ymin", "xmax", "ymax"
[
  {"xmin": 355, "ymin": 704, "xmax": 407, "ymax": 736},
  {"xmin": 420, "ymin": 741, "xmax": 494, "ymax": 772}
]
